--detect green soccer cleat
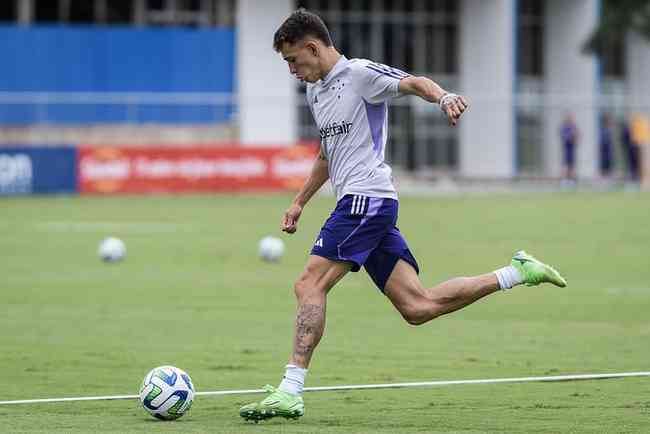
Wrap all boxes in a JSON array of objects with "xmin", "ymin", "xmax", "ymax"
[
  {"xmin": 239, "ymin": 385, "xmax": 304, "ymax": 422},
  {"xmin": 511, "ymin": 250, "xmax": 567, "ymax": 287}
]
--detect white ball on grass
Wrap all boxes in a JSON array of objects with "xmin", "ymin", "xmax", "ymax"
[
  {"xmin": 140, "ymin": 365, "xmax": 194, "ymax": 420},
  {"xmin": 98, "ymin": 237, "xmax": 126, "ymax": 262},
  {"xmin": 258, "ymin": 236, "xmax": 285, "ymax": 262}
]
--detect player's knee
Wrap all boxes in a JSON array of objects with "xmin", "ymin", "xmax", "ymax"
[
  {"xmin": 402, "ymin": 311, "xmax": 429, "ymax": 326},
  {"xmin": 293, "ymin": 272, "xmax": 322, "ymax": 301},
  {"xmin": 400, "ymin": 304, "xmax": 438, "ymax": 326},
  {"xmin": 399, "ymin": 305, "xmax": 422, "ymax": 325},
  {"xmin": 294, "ymin": 259, "xmax": 348, "ymax": 301},
  {"xmin": 293, "ymin": 276, "xmax": 310, "ymax": 300}
]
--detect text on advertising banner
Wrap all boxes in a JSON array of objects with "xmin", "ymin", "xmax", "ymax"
[
  {"xmin": 78, "ymin": 145, "xmax": 319, "ymax": 194},
  {"xmin": 0, "ymin": 147, "xmax": 77, "ymax": 195}
]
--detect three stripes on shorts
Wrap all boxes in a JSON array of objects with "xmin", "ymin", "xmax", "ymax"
[{"xmin": 350, "ymin": 195, "xmax": 367, "ymax": 215}]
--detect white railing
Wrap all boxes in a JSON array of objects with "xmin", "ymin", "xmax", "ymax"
[
  {"xmin": 0, "ymin": 92, "xmax": 235, "ymax": 105},
  {"xmin": 0, "ymin": 92, "xmax": 237, "ymax": 124}
]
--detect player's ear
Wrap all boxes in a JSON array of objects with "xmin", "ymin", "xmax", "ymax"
[{"xmin": 307, "ymin": 41, "xmax": 319, "ymax": 57}]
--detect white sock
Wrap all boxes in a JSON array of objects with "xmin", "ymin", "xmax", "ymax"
[
  {"xmin": 494, "ymin": 265, "xmax": 523, "ymax": 290},
  {"xmin": 278, "ymin": 364, "xmax": 307, "ymax": 396}
]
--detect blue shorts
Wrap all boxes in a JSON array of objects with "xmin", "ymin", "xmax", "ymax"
[{"xmin": 310, "ymin": 194, "xmax": 419, "ymax": 292}]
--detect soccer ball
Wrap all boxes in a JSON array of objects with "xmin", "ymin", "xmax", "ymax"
[
  {"xmin": 139, "ymin": 366, "xmax": 194, "ymax": 421},
  {"xmin": 98, "ymin": 237, "xmax": 126, "ymax": 262},
  {"xmin": 258, "ymin": 236, "xmax": 285, "ymax": 262}
]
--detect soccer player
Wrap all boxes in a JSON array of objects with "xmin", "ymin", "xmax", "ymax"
[{"xmin": 240, "ymin": 9, "xmax": 567, "ymax": 422}]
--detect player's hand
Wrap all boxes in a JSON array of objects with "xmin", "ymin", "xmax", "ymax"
[
  {"xmin": 282, "ymin": 203, "xmax": 303, "ymax": 234},
  {"xmin": 440, "ymin": 93, "xmax": 469, "ymax": 126}
]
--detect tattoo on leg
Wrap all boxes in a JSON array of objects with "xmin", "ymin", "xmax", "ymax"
[{"xmin": 293, "ymin": 303, "xmax": 325, "ymax": 358}]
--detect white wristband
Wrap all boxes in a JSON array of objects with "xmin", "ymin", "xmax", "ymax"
[{"xmin": 439, "ymin": 93, "xmax": 457, "ymax": 108}]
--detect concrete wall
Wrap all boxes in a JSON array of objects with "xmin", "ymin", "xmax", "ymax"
[
  {"xmin": 237, "ymin": 0, "xmax": 296, "ymax": 146},
  {"xmin": 459, "ymin": 0, "xmax": 516, "ymax": 178}
]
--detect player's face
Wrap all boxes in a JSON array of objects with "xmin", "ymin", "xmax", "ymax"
[{"xmin": 280, "ymin": 41, "xmax": 321, "ymax": 83}]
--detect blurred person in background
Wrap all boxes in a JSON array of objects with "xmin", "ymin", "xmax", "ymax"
[
  {"xmin": 239, "ymin": 8, "xmax": 568, "ymax": 423},
  {"xmin": 599, "ymin": 113, "xmax": 614, "ymax": 182},
  {"xmin": 622, "ymin": 116, "xmax": 640, "ymax": 183},
  {"xmin": 560, "ymin": 113, "xmax": 579, "ymax": 183},
  {"xmin": 628, "ymin": 113, "xmax": 650, "ymax": 189}
]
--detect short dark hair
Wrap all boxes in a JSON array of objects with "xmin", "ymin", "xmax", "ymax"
[{"xmin": 273, "ymin": 8, "xmax": 333, "ymax": 52}]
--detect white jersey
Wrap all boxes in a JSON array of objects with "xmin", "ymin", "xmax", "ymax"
[{"xmin": 306, "ymin": 56, "xmax": 408, "ymax": 201}]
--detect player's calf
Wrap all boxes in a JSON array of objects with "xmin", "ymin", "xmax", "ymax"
[{"xmin": 387, "ymin": 270, "xmax": 499, "ymax": 325}]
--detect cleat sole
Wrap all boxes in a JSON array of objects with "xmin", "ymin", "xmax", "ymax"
[{"xmin": 240, "ymin": 409, "xmax": 303, "ymax": 422}]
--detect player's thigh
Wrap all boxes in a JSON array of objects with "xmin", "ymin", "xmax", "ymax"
[
  {"xmin": 294, "ymin": 254, "xmax": 352, "ymax": 297},
  {"xmin": 364, "ymin": 226, "xmax": 420, "ymax": 292},
  {"xmin": 383, "ymin": 259, "xmax": 428, "ymax": 315}
]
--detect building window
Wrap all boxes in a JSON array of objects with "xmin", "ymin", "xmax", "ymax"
[
  {"xmin": 68, "ymin": 0, "xmax": 95, "ymax": 23},
  {"xmin": 598, "ymin": 0, "xmax": 626, "ymax": 79},
  {"xmin": 35, "ymin": 0, "xmax": 59, "ymax": 22},
  {"xmin": 517, "ymin": 0, "xmax": 544, "ymax": 77},
  {"xmin": 0, "ymin": 2, "xmax": 15, "ymax": 22},
  {"xmin": 105, "ymin": 1, "xmax": 133, "ymax": 24},
  {"xmin": 515, "ymin": 0, "xmax": 545, "ymax": 176},
  {"xmin": 601, "ymin": 41, "xmax": 625, "ymax": 78},
  {"xmin": 516, "ymin": 111, "xmax": 544, "ymax": 176}
]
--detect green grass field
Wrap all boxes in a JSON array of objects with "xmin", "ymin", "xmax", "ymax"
[{"xmin": 2, "ymin": 192, "xmax": 650, "ymax": 433}]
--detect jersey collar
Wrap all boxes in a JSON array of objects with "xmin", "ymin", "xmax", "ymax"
[{"xmin": 321, "ymin": 55, "xmax": 348, "ymax": 85}]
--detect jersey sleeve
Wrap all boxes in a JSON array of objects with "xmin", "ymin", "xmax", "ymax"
[{"xmin": 349, "ymin": 60, "xmax": 410, "ymax": 104}]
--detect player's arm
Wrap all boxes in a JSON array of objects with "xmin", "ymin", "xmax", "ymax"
[
  {"xmin": 398, "ymin": 76, "xmax": 469, "ymax": 126},
  {"xmin": 281, "ymin": 148, "xmax": 329, "ymax": 234}
]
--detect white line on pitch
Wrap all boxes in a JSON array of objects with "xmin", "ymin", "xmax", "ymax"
[{"xmin": 1, "ymin": 371, "xmax": 649, "ymax": 405}]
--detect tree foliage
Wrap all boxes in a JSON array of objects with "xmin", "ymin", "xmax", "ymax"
[{"xmin": 584, "ymin": 0, "xmax": 650, "ymax": 54}]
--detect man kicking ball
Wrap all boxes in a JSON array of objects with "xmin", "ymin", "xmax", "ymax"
[{"xmin": 240, "ymin": 8, "xmax": 567, "ymax": 422}]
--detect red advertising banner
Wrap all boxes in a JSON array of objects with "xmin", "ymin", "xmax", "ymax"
[{"xmin": 78, "ymin": 144, "xmax": 319, "ymax": 194}]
